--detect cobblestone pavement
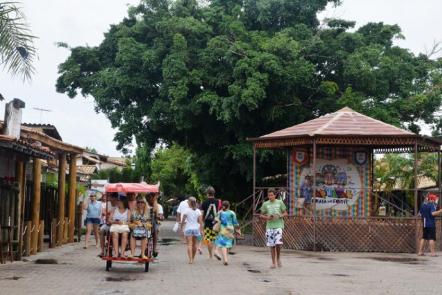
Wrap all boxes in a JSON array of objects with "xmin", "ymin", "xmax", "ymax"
[{"xmin": 1, "ymin": 221, "xmax": 442, "ymax": 295}]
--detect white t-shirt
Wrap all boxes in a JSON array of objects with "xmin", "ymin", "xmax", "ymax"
[
  {"xmin": 157, "ymin": 204, "xmax": 164, "ymax": 215},
  {"xmin": 177, "ymin": 200, "xmax": 190, "ymax": 221},
  {"xmin": 183, "ymin": 208, "xmax": 201, "ymax": 231}
]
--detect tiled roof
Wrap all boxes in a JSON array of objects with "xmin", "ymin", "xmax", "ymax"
[
  {"xmin": 0, "ymin": 121, "xmax": 82, "ymax": 153},
  {"xmin": 22, "ymin": 123, "xmax": 62, "ymax": 141},
  {"xmin": 260, "ymin": 107, "xmax": 415, "ymax": 139},
  {"xmin": 0, "ymin": 134, "xmax": 54, "ymax": 159}
]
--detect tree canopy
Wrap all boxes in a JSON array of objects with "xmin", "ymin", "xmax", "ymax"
[{"xmin": 56, "ymin": 0, "xmax": 442, "ymax": 198}]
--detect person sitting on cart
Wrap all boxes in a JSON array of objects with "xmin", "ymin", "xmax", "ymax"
[
  {"xmin": 127, "ymin": 193, "xmax": 137, "ymax": 211},
  {"xmin": 109, "ymin": 195, "xmax": 131, "ymax": 258},
  {"xmin": 129, "ymin": 195, "xmax": 151, "ymax": 259},
  {"xmin": 99, "ymin": 192, "xmax": 118, "ymax": 257},
  {"xmin": 146, "ymin": 192, "xmax": 164, "ymax": 257}
]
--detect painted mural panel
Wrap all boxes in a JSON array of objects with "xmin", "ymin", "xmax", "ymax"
[{"xmin": 288, "ymin": 147, "xmax": 371, "ymax": 217}]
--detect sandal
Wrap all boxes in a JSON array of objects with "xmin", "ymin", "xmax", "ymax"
[{"xmin": 214, "ymin": 254, "xmax": 222, "ymax": 261}]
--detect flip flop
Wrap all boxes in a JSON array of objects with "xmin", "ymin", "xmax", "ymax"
[{"xmin": 214, "ymin": 254, "xmax": 222, "ymax": 261}]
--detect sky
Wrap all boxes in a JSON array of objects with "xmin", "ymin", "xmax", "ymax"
[{"xmin": 0, "ymin": 0, "xmax": 441, "ymax": 156}]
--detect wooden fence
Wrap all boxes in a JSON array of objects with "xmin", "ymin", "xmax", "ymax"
[
  {"xmin": 253, "ymin": 216, "xmax": 442, "ymax": 253},
  {"xmin": 0, "ymin": 185, "xmax": 19, "ymax": 260}
]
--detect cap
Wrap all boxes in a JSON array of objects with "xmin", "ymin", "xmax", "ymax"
[{"xmin": 428, "ymin": 193, "xmax": 438, "ymax": 201}]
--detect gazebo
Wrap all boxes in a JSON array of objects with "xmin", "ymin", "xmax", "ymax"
[{"xmin": 248, "ymin": 107, "xmax": 441, "ymax": 253}]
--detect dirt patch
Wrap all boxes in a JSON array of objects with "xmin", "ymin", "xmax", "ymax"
[
  {"xmin": 260, "ymin": 279, "xmax": 271, "ymax": 283},
  {"xmin": 296, "ymin": 253, "xmax": 335, "ymax": 261},
  {"xmin": 105, "ymin": 277, "xmax": 136, "ymax": 282},
  {"xmin": 331, "ymin": 274, "xmax": 350, "ymax": 277},
  {"xmin": 159, "ymin": 238, "xmax": 179, "ymax": 246},
  {"xmin": 1, "ymin": 276, "xmax": 22, "ymax": 280},
  {"xmin": 35, "ymin": 259, "xmax": 58, "ymax": 264},
  {"xmin": 248, "ymin": 269, "xmax": 261, "ymax": 273},
  {"xmin": 366, "ymin": 257, "xmax": 423, "ymax": 264}
]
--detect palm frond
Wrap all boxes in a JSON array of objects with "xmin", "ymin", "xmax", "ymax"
[{"xmin": 0, "ymin": 1, "xmax": 36, "ymax": 80}]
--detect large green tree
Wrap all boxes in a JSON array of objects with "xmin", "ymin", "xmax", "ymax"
[
  {"xmin": 56, "ymin": 0, "xmax": 442, "ymax": 198},
  {"xmin": 150, "ymin": 144, "xmax": 201, "ymax": 198}
]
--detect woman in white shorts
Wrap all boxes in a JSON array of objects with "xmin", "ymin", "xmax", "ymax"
[
  {"xmin": 109, "ymin": 196, "xmax": 131, "ymax": 257},
  {"xmin": 181, "ymin": 197, "xmax": 203, "ymax": 264}
]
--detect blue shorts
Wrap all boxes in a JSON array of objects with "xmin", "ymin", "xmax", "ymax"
[
  {"xmin": 85, "ymin": 217, "xmax": 101, "ymax": 225},
  {"xmin": 184, "ymin": 229, "xmax": 201, "ymax": 237}
]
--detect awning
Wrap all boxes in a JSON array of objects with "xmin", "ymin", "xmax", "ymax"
[{"xmin": 105, "ymin": 182, "xmax": 160, "ymax": 193}]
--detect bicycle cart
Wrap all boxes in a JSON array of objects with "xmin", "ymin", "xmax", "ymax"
[{"xmin": 102, "ymin": 182, "xmax": 160, "ymax": 272}]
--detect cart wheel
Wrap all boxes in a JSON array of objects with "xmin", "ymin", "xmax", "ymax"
[
  {"xmin": 106, "ymin": 260, "xmax": 112, "ymax": 271},
  {"xmin": 144, "ymin": 261, "xmax": 149, "ymax": 272}
]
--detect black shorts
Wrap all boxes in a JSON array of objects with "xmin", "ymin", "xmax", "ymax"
[{"xmin": 423, "ymin": 227, "xmax": 436, "ymax": 241}]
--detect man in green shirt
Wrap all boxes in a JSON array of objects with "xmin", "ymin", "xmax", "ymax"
[{"xmin": 259, "ymin": 188, "xmax": 287, "ymax": 269}]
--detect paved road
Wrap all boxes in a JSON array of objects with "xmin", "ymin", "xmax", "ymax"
[{"xmin": 1, "ymin": 221, "xmax": 442, "ymax": 295}]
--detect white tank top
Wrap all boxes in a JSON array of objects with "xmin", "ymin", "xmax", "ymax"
[{"xmin": 113, "ymin": 208, "xmax": 128, "ymax": 222}]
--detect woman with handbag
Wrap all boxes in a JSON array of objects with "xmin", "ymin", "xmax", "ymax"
[
  {"xmin": 129, "ymin": 196, "xmax": 151, "ymax": 258},
  {"xmin": 214, "ymin": 201, "xmax": 240, "ymax": 265}
]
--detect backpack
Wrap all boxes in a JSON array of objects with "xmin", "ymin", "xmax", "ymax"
[{"xmin": 205, "ymin": 200, "xmax": 219, "ymax": 225}]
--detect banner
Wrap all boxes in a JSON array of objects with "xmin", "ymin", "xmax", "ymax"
[{"xmin": 299, "ymin": 158, "xmax": 362, "ymax": 211}]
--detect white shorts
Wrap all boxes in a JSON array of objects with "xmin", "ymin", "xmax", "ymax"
[
  {"xmin": 266, "ymin": 228, "xmax": 283, "ymax": 247},
  {"xmin": 110, "ymin": 224, "xmax": 130, "ymax": 233}
]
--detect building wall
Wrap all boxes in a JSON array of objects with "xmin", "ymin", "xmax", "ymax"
[{"xmin": 288, "ymin": 146, "xmax": 372, "ymax": 217}]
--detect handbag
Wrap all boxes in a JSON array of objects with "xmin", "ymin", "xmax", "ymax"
[
  {"xmin": 133, "ymin": 226, "xmax": 147, "ymax": 237},
  {"xmin": 212, "ymin": 217, "xmax": 220, "ymax": 232},
  {"xmin": 172, "ymin": 222, "xmax": 179, "ymax": 233}
]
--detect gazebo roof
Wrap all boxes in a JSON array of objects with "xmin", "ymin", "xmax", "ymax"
[
  {"xmin": 249, "ymin": 107, "xmax": 440, "ymax": 151},
  {"xmin": 262, "ymin": 107, "xmax": 414, "ymax": 138}
]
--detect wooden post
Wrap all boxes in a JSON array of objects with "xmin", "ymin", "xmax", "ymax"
[
  {"xmin": 64, "ymin": 217, "xmax": 69, "ymax": 244},
  {"xmin": 24, "ymin": 220, "xmax": 32, "ymax": 257},
  {"xmin": 37, "ymin": 220, "xmax": 44, "ymax": 252},
  {"xmin": 438, "ymin": 151, "xmax": 441, "ymax": 206},
  {"xmin": 252, "ymin": 145, "xmax": 256, "ymax": 246},
  {"xmin": 76, "ymin": 202, "xmax": 83, "ymax": 243},
  {"xmin": 57, "ymin": 153, "xmax": 66, "ymax": 246},
  {"xmin": 312, "ymin": 138, "xmax": 317, "ymax": 251},
  {"xmin": 31, "ymin": 159, "xmax": 41, "ymax": 255},
  {"xmin": 50, "ymin": 218, "xmax": 57, "ymax": 248},
  {"xmin": 438, "ymin": 151, "xmax": 441, "ymax": 251},
  {"xmin": 68, "ymin": 154, "xmax": 77, "ymax": 243},
  {"xmin": 413, "ymin": 141, "xmax": 419, "ymax": 253},
  {"xmin": 414, "ymin": 141, "xmax": 418, "ymax": 216},
  {"xmin": 16, "ymin": 159, "xmax": 25, "ymax": 260}
]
